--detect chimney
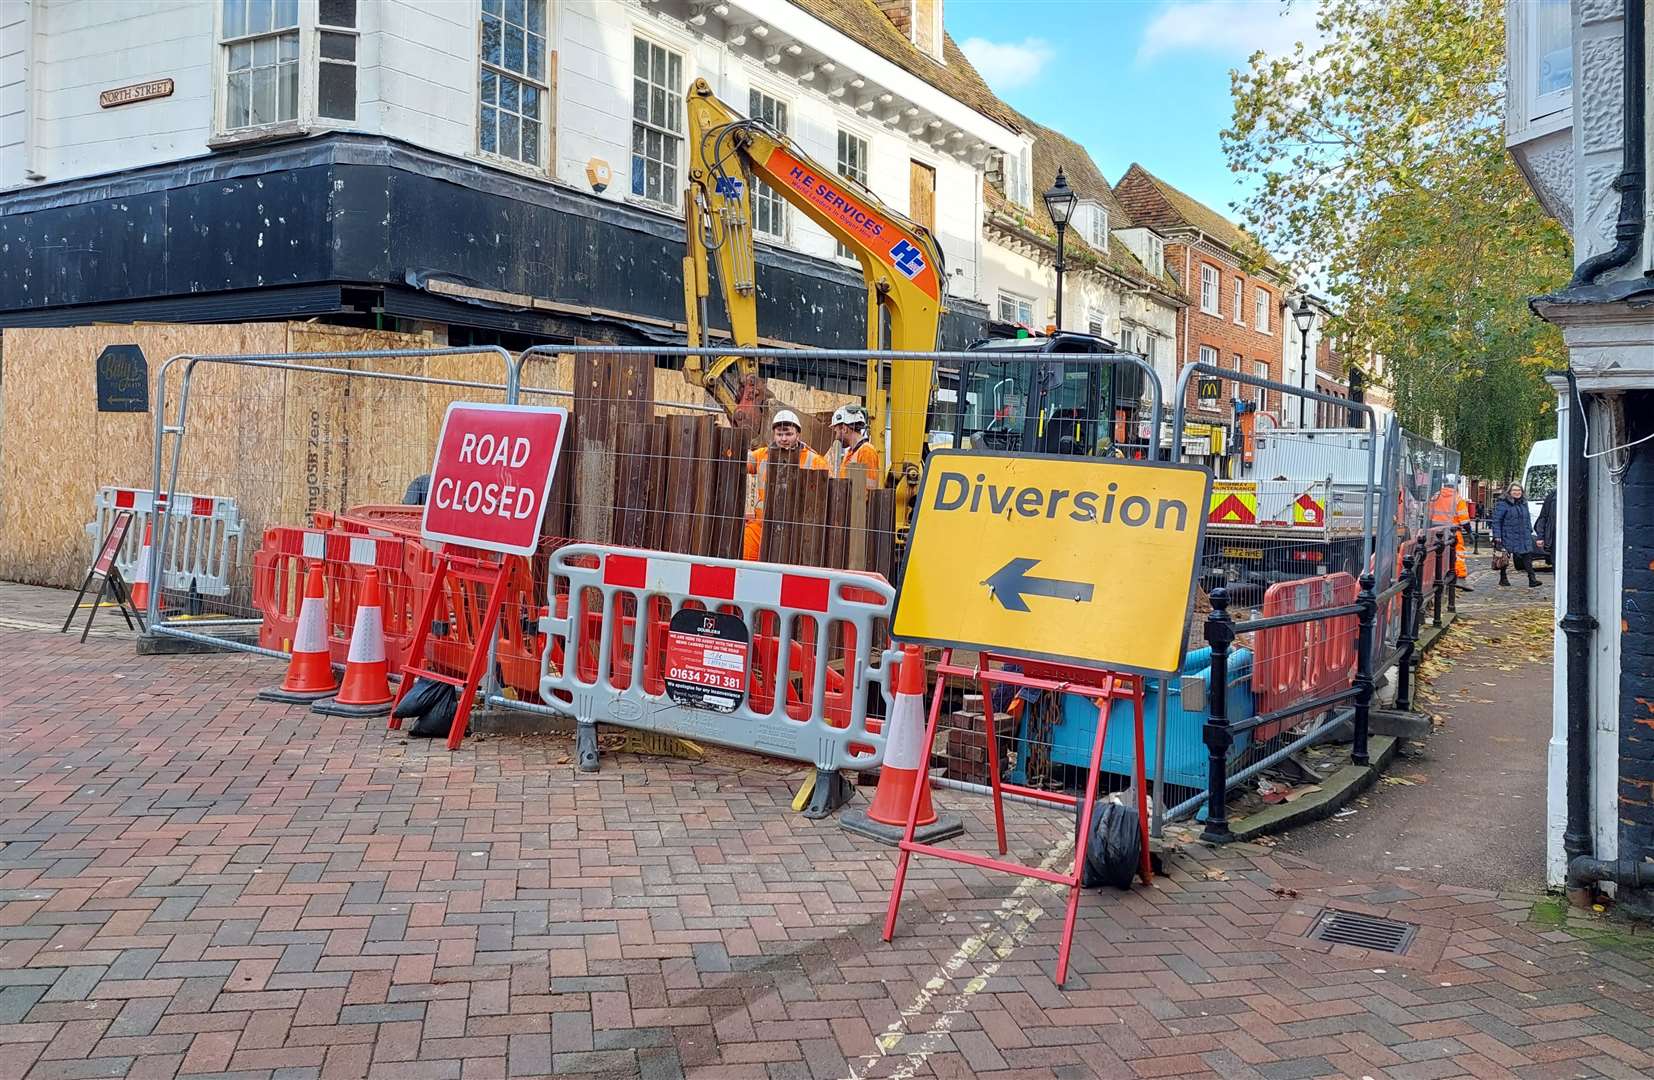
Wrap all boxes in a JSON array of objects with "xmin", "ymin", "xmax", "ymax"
[{"xmin": 874, "ymin": 0, "xmax": 913, "ymax": 37}]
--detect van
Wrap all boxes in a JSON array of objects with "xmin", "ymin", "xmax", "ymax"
[{"xmin": 1523, "ymin": 437, "xmax": 1559, "ymax": 565}]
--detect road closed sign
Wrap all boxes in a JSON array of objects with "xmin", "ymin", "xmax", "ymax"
[
  {"xmin": 893, "ymin": 450, "xmax": 1211, "ymax": 675},
  {"xmin": 421, "ymin": 402, "xmax": 569, "ymax": 556}
]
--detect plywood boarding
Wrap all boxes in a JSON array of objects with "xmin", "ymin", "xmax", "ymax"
[{"xmin": 0, "ymin": 323, "xmax": 286, "ymax": 587}]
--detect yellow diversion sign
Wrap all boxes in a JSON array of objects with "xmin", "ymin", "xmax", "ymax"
[{"xmin": 894, "ymin": 450, "xmax": 1212, "ymax": 675}]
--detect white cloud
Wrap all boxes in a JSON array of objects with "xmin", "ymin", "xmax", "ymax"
[
  {"xmin": 959, "ymin": 36, "xmax": 1055, "ymax": 91},
  {"xmin": 1136, "ymin": 0, "xmax": 1321, "ymax": 66}
]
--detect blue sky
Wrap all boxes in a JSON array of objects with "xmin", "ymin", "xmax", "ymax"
[{"xmin": 946, "ymin": 0, "xmax": 1320, "ymax": 217}]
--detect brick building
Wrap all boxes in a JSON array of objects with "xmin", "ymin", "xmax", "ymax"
[{"xmin": 1113, "ymin": 164, "xmax": 1293, "ymax": 453}]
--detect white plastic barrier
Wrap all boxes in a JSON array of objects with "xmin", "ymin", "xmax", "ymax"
[
  {"xmin": 85, "ymin": 487, "xmax": 245, "ymax": 598},
  {"xmin": 539, "ymin": 544, "xmax": 898, "ymax": 790}
]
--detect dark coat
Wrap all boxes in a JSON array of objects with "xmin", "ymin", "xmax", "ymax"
[
  {"xmin": 1534, "ymin": 491, "xmax": 1557, "ymax": 553},
  {"xmin": 1491, "ymin": 496, "xmax": 1535, "ymax": 555}
]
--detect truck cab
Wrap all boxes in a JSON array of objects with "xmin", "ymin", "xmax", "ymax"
[{"xmin": 950, "ymin": 329, "xmax": 1129, "ymax": 457}]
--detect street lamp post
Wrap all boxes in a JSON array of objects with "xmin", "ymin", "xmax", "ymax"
[
  {"xmin": 1042, "ymin": 167, "xmax": 1078, "ymax": 331},
  {"xmin": 1290, "ymin": 292, "xmax": 1317, "ymax": 428}
]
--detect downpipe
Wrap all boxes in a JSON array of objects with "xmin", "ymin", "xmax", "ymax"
[
  {"xmin": 1568, "ymin": 0, "xmax": 1645, "ymax": 288},
  {"xmin": 1567, "ymin": 858, "xmax": 1654, "ymax": 908},
  {"xmin": 1561, "ymin": 370, "xmax": 1599, "ymax": 906}
]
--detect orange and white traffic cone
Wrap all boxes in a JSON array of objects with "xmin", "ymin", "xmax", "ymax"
[
  {"xmin": 840, "ymin": 644, "xmax": 963, "ymax": 846},
  {"xmin": 258, "ymin": 562, "xmax": 338, "ymax": 703},
  {"xmin": 314, "ymin": 569, "xmax": 395, "ymax": 717},
  {"xmin": 128, "ymin": 521, "xmax": 155, "ymax": 614}
]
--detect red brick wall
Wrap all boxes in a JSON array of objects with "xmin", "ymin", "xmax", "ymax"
[{"xmin": 1168, "ymin": 241, "xmax": 1285, "ymax": 421}]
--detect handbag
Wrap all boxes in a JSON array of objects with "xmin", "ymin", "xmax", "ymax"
[{"xmin": 1492, "ymin": 550, "xmax": 1510, "ymax": 571}]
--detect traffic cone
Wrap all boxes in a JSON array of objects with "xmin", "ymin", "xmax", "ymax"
[
  {"xmin": 129, "ymin": 521, "xmax": 155, "ymax": 614},
  {"xmin": 258, "ymin": 562, "xmax": 338, "ymax": 703},
  {"xmin": 314, "ymin": 569, "xmax": 395, "ymax": 718},
  {"xmin": 840, "ymin": 644, "xmax": 963, "ymax": 846}
]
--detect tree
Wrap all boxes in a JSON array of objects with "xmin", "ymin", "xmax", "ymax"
[{"xmin": 1222, "ymin": 0, "xmax": 1569, "ymax": 481}]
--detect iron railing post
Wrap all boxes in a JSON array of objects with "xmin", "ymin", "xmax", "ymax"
[
  {"xmin": 1432, "ymin": 531, "xmax": 1445, "ymax": 628},
  {"xmin": 1353, "ymin": 572, "xmax": 1377, "ymax": 767},
  {"xmin": 1200, "ymin": 588, "xmax": 1236, "ymax": 845},
  {"xmin": 1395, "ymin": 550, "xmax": 1418, "ymax": 712}
]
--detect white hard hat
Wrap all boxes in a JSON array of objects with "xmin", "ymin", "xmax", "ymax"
[
  {"xmin": 831, "ymin": 404, "xmax": 867, "ymax": 427},
  {"xmin": 771, "ymin": 409, "xmax": 802, "ymax": 429}
]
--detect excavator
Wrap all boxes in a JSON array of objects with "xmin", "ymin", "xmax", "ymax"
[{"xmin": 679, "ymin": 78, "xmax": 1126, "ymax": 532}]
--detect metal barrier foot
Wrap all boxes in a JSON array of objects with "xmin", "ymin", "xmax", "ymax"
[
  {"xmin": 800, "ymin": 768, "xmax": 853, "ymax": 820},
  {"xmin": 576, "ymin": 721, "xmax": 600, "ymax": 772}
]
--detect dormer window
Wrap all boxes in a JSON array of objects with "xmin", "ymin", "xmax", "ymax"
[
  {"xmin": 1147, "ymin": 234, "xmax": 1164, "ymax": 276},
  {"xmin": 1075, "ymin": 201, "xmax": 1108, "ymax": 250},
  {"xmin": 991, "ymin": 149, "xmax": 1032, "ymax": 209},
  {"xmin": 874, "ymin": 0, "xmax": 945, "ymax": 62}
]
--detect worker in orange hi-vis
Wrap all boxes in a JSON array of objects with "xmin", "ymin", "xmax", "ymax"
[
  {"xmin": 1428, "ymin": 479, "xmax": 1473, "ymax": 589},
  {"xmin": 744, "ymin": 409, "xmax": 827, "ymax": 560},
  {"xmin": 828, "ymin": 404, "xmax": 881, "ymax": 488}
]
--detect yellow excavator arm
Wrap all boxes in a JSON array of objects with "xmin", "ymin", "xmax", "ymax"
[{"xmin": 681, "ymin": 77, "xmax": 945, "ymax": 527}]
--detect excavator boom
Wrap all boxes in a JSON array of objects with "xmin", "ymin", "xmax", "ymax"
[{"xmin": 681, "ymin": 78, "xmax": 945, "ymax": 529}]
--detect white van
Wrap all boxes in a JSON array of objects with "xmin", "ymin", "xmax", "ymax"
[{"xmin": 1523, "ymin": 437, "xmax": 1558, "ymax": 564}]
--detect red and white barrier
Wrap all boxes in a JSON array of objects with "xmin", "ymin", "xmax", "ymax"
[{"xmin": 85, "ymin": 487, "xmax": 244, "ymax": 598}]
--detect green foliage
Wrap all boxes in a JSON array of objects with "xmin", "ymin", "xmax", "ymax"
[{"xmin": 1222, "ymin": 0, "xmax": 1570, "ymax": 481}]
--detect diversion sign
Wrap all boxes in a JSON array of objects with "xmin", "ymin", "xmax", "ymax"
[{"xmin": 893, "ymin": 450, "xmax": 1211, "ymax": 674}]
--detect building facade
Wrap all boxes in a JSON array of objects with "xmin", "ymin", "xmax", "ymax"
[
  {"xmin": 0, "ymin": 0, "xmax": 1026, "ymax": 352},
  {"xmin": 1113, "ymin": 164, "xmax": 1292, "ymax": 460},
  {"xmin": 975, "ymin": 117, "xmax": 1182, "ymax": 396},
  {"xmin": 1505, "ymin": 0, "xmax": 1653, "ymax": 908}
]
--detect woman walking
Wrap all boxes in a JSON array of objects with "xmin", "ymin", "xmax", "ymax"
[{"xmin": 1491, "ymin": 483, "xmax": 1540, "ymax": 587}]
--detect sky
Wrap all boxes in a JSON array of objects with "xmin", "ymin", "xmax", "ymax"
[{"xmin": 946, "ymin": 0, "xmax": 1322, "ymax": 218}]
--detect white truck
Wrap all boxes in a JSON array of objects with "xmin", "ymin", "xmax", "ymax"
[{"xmin": 1201, "ymin": 427, "xmax": 1384, "ymax": 594}]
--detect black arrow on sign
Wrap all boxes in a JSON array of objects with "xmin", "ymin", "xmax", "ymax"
[{"xmin": 983, "ymin": 557, "xmax": 1095, "ymax": 613}]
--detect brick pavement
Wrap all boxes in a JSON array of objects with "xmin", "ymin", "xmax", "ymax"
[{"xmin": 0, "ymin": 593, "xmax": 1650, "ymax": 1079}]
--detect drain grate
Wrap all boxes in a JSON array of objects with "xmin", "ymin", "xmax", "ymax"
[{"xmin": 1307, "ymin": 908, "xmax": 1417, "ymax": 954}]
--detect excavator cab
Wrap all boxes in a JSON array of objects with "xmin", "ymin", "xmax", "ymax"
[{"xmin": 952, "ymin": 331, "xmax": 1120, "ymax": 457}]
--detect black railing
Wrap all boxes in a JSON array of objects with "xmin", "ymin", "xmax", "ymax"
[{"xmin": 1194, "ymin": 535, "xmax": 1438, "ymax": 844}]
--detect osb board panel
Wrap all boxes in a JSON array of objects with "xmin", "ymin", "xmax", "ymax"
[
  {"xmin": 0, "ymin": 323, "xmax": 288, "ymax": 587},
  {"xmin": 0, "ymin": 323, "xmax": 443, "ymax": 589}
]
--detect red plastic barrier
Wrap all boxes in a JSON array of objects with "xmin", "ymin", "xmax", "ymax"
[
  {"xmin": 1251, "ymin": 572, "xmax": 1359, "ymax": 740},
  {"xmin": 252, "ymin": 525, "xmax": 420, "ymax": 671}
]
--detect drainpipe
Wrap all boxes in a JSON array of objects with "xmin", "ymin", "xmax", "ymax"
[
  {"xmin": 1569, "ymin": 0, "xmax": 1646, "ymax": 287},
  {"xmin": 1560, "ymin": 372, "xmax": 1599, "ymax": 905}
]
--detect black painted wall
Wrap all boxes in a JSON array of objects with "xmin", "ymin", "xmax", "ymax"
[
  {"xmin": 0, "ymin": 135, "xmax": 987, "ymax": 349},
  {"xmin": 1618, "ymin": 390, "xmax": 1654, "ymax": 912}
]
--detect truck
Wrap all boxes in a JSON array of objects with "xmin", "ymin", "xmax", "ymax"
[{"xmin": 1201, "ymin": 427, "xmax": 1383, "ymax": 595}]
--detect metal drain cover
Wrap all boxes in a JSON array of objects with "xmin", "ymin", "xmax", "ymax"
[{"xmin": 1308, "ymin": 908, "xmax": 1417, "ymax": 954}]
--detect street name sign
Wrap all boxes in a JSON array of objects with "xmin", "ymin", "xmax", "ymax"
[
  {"xmin": 421, "ymin": 402, "xmax": 569, "ymax": 556},
  {"xmin": 893, "ymin": 450, "xmax": 1212, "ymax": 674}
]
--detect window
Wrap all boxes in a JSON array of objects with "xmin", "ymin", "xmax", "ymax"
[
  {"xmin": 1199, "ymin": 265, "xmax": 1219, "ymax": 315},
  {"xmin": 748, "ymin": 88, "xmax": 789, "ymax": 238},
  {"xmin": 1232, "ymin": 280, "xmax": 1244, "ymax": 324},
  {"xmin": 221, "ymin": 0, "xmax": 300, "ymax": 130},
  {"xmin": 998, "ymin": 291, "xmax": 1035, "ymax": 327},
  {"xmin": 1534, "ymin": 0, "xmax": 1571, "ymax": 100},
  {"xmin": 1253, "ymin": 287, "xmax": 1270, "ymax": 334},
  {"xmin": 1253, "ymin": 361, "xmax": 1270, "ymax": 409},
  {"xmin": 1094, "ymin": 317, "xmax": 1111, "ymax": 340},
  {"xmin": 632, "ymin": 37, "xmax": 683, "ymax": 203},
  {"xmin": 1147, "ymin": 234, "xmax": 1164, "ymax": 276},
  {"xmin": 1080, "ymin": 203, "xmax": 1108, "ymax": 250},
  {"xmin": 481, "ymin": 0, "xmax": 547, "ymax": 165},
  {"xmin": 318, "ymin": 0, "xmax": 357, "ymax": 121},
  {"xmin": 835, "ymin": 130, "xmax": 869, "ymax": 259},
  {"xmin": 1199, "ymin": 345, "xmax": 1218, "ymax": 366}
]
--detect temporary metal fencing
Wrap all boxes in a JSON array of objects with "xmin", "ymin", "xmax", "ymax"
[
  {"xmin": 1156, "ymin": 364, "xmax": 1381, "ymax": 836},
  {"xmin": 141, "ymin": 347, "xmax": 518, "ymax": 657}
]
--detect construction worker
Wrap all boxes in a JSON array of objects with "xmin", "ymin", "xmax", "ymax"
[
  {"xmin": 1428, "ymin": 479, "xmax": 1473, "ymax": 589},
  {"xmin": 829, "ymin": 404, "xmax": 880, "ymax": 488},
  {"xmin": 744, "ymin": 409, "xmax": 827, "ymax": 560}
]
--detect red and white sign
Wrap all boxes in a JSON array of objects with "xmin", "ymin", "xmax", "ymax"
[{"xmin": 421, "ymin": 403, "xmax": 568, "ymax": 556}]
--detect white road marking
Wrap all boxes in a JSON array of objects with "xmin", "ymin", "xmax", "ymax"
[{"xmin": 847, "ymin": 835, "xmax": 1075, "ymax": 1080}]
